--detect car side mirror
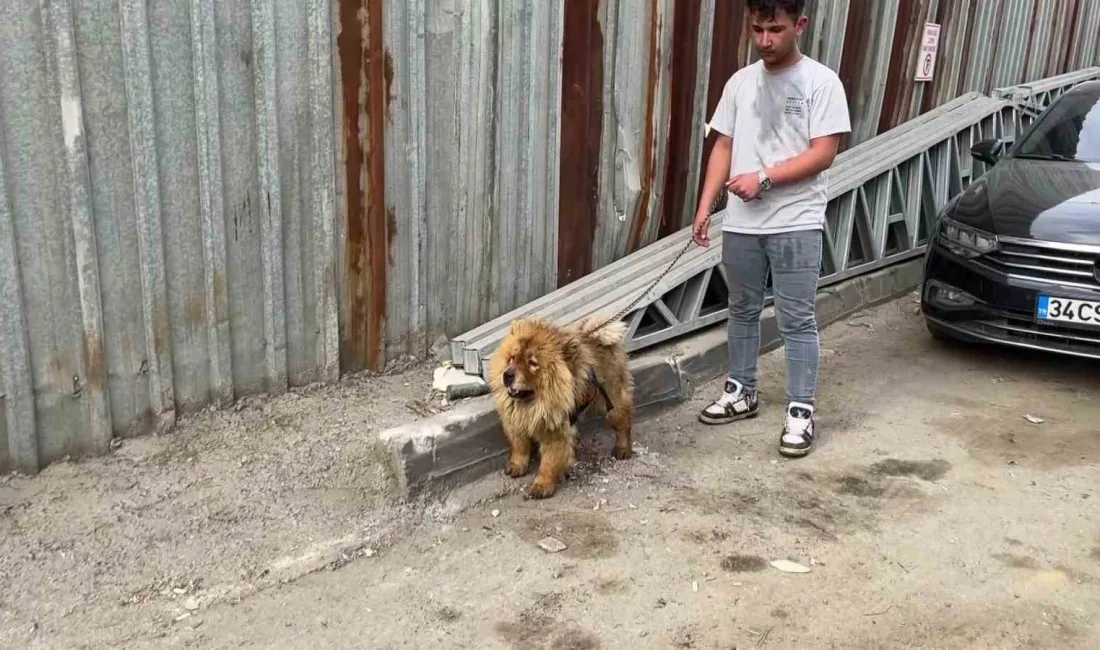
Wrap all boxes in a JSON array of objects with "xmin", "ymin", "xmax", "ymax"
[{"xmin": 971, "ymin": 138, "xmax": 1004, "ymax": 166}]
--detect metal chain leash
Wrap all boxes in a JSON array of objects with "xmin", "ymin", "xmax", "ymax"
[{"xmin": 584, "ymin": 186, "xmax": 727, "ymax": 334}]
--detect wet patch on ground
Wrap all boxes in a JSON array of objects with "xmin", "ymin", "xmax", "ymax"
[
  {"xmin": 994, "ymin": 552, "xmax": 1040, "ymax": 569},
  {"xmin": 720, "ymin": 554, "xmax": 768, "ymax": 573},
  {"xmin": 869, "ymin": 458, "xmax": 951, "ymax": 482},
  {"xmin": 494, "ymin": 590, "xmax": 601, "ymax": 650},
  {"xmin": 927, "ymin": 399, "xmax": 1100, "ymax": 470},
  {"xmin": 834, "ymin": 475, "xmax": 886, "ymax": 498},
  {"xmin": 517, "ymin": 512, "xmax": 619, "ymax": 560}
]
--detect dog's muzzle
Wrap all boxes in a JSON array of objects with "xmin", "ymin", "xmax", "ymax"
[{"xmin": 507, "ymin": 387, "xmax": 534, "ymax": 400}]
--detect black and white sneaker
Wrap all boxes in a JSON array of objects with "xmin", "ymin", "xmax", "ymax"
[
  {"xmin": 698, "ymin": 378, "xmax": 759, "ymax": 425},
  {"xmin": 779, "ymin": 402, "xmax": 815, "ymax": 457}
]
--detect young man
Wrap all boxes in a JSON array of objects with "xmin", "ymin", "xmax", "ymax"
[{"xmin": 691, "ymin": 0, "xmax": 850, "ymax": 457}]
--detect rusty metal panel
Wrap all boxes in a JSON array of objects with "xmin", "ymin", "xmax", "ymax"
[
  {"xmin": 878, "ymin": 0, "xmax": 938, "ymax": 133},
  {"xmin": 588, "ymin": 0, "xmax": 676, "ymax": 268},
  {"xmin": 558, "ymin": 0, "xmax": 604, "ymax": 286},
  {"xmin": 0, "ymin": 0, "xmax": 340, "ymax": 473},
  {"xmin": 837, "ymin": 0, "xmax": 900, "ymax": 146}
]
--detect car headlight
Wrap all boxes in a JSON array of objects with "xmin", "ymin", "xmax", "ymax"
[{"xmin": 938, "ymin": 217, "xmax": 999, "ymax": 258}]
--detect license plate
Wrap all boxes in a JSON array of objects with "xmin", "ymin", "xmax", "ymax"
[{"xmin": 1036, "ymin": 295, "xmax": 1100, "ymax": 327}]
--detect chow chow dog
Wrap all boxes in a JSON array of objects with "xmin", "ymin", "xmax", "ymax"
[
  {"xmin": 490, "ymin": 314, "xmax": 638, "ymax": 499},
  {"xmin": 488, "ymin": 315, "xmax": 635, "ymax": 499}
]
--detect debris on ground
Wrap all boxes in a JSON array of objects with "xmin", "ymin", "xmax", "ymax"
[
  {"xmin": 432, "ymin": 365, "xmax": 489, "ymax": 400},
  {"xmin": 537, "ymin": 537, "xmax": 568, "ymax": 553},
  {"xmin": 770, "ymin": 560, "xmax": 811, "ymax": 574}
]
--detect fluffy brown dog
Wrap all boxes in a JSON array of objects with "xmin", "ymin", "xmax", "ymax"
[{"xmin": 488, "ymin": 315, "xmax": 635, "ymax": 499}]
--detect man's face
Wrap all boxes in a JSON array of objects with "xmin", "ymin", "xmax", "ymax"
[{"xmin": 749, "ymin": 10, "xmax": 808, "ymax": 64}]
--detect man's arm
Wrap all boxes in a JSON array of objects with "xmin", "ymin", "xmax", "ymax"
[
  {"xmin": 761, "ymin": 133, "xmax": 841, "ymax": 186},
  {"xmin": 691, "ymin": 133, "xmax": 732, "ymax": 247},
  {"xmin": 726, "ymin": 134, "xmax": 839, "ymax": 200},
  {"xmin": 697, "ymin": 133, "xmax": 733, "ymax": 217}
]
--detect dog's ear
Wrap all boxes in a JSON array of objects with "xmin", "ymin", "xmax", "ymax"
[{"xmin": 559, "ymin": 333, "xmax": 582, "ymax": 365}]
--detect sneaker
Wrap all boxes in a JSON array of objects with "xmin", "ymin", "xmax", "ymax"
[
  {"xmin": 779, "ymin": 402, "xmax": 815, "ymax": 457},
  {"xmin": 698, "ymin": 378, "xmax": 759, "ymax": 424}
]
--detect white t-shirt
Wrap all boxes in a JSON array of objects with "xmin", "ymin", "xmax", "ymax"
[{"xmin": 708, "ymin": 55, "xmax": 851, "ymax": 234}]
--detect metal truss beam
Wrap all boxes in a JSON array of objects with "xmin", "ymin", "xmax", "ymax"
[
  {"xmin": 450, "ymin": 71, "xmax": 1100, "ymax": 380},
  {"xmin": 993, "ymin": 67, "xmax": 1100, "ymax": 136}
]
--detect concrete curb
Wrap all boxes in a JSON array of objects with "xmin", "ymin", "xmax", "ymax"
[{"xmin": 380, "ymin": 258, "xmax": 924, "ymax": 501}]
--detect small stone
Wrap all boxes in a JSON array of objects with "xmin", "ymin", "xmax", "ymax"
[
  {"xmin": 491, "ymin": 509, "xmax": 500, "ymax": 518},
  {"xmin": 538, "ymin": 537, "xmax": 568, "ymax": 553},
  {"xmin": 183, "ymin": 598, "xmax": 200, "ymax": 611}
]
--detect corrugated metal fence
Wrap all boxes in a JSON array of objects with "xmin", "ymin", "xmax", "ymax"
[
  {"xmin": 1, "ymin": 0, "xmax": 339, "ymax": 473},
  {"xmin": 2, "ymin": 0, "xmax": 1099, "ymax": 473}
]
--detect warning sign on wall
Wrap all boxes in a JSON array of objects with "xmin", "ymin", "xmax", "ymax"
[{"xmin": 915, "ymin": 23, "xmax": 941, "ymax": 82}]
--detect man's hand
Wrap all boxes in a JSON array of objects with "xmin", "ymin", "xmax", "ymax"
[
  {"xmin": 726, "ymin": 173, "xmax": 762, "ymax": 202},
  {"xmin": 691, "ymin": 211, "xmax": 710, "ymax": 247}
]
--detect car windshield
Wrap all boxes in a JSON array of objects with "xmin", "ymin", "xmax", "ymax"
[{"xmin": 1013, "ymin": 84, "xmax": 1100, "ymax": 163}]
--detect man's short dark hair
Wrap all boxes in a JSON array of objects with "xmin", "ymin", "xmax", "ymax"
[{"xmin": 746, "ymin": 0, "xmax": 806, "ymax": 21}]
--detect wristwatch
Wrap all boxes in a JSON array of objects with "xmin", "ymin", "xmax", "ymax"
[{"xmin": 757, "ymin": 170, "xmax": 773, "ymax": 192}]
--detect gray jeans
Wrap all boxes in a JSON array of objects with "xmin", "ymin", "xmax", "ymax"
[{"xmin": 722, "ymin": 229, "xmax": 823, "ymax": 405}]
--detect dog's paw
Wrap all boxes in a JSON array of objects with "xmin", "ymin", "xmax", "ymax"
[
  {"xmin": 612, "ymin": 445, "xmax": 634, "ymax": 460},
  {"xmin": 504, "ymin": 460, "xmax": 529, "ymax": 478},
  {"xmin": 525, "ymin": 480, "xmax": 557, "ymax": 500}
]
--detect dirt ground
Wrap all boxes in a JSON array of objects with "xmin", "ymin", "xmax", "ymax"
[{"xmin": 4, "ymin": 293, "xmax": 1100, "ymax": 649}]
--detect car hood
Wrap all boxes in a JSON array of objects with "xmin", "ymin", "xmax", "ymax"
[{"xmin": 954, "ymin": 158, "xmax": 1100, "ymax": 245}]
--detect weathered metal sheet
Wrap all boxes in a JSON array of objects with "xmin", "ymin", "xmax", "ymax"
[
  {"xmin": 495, "ymin": 2, "xmax": 563, "ymax": 312},
  {"xmin": 377, "ymin": 0, "xmax": 563, "ymax": 364},
  {"xmin": 803, "ymin": 0, "xmax": 849, "ymax": 72},
  {"xmin": 558, "ymin": 0, "xmax": 604, "ymax": 286},
  {"xmin": 0, "ymin": 0, "xmax": 339, "ymax": 473},
  {"xmin": 841, "ymin": 0, "xmax": 900, "ymax": 146},
  {"xmin": 657, "ymin": 0, "xmax": 706, "ymax": 240},
  {"xmin": 589, "ymin": 0, "xmax": 677, "ymax": 269},
  {"xmin": 1074, "ymin": 1, "xmax": 1100, "ymax": 68},
  {"xmin": 877, "ymin": 0, "xmax": 940, "ymax": 133}
]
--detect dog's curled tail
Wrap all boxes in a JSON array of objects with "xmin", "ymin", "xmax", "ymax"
[{"xmin": 577, "ymin": 315, "xmax": 629, "ymax": 347}]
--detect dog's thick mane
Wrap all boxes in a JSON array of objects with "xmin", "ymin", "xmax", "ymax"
[{"xmin": 489, "ymin": 315, "xmax": 627, "ymax": 430}]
